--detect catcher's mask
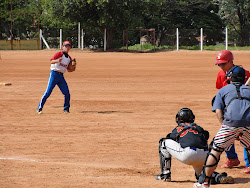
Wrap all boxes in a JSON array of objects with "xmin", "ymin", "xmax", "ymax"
[
  {"xmin": 226, "ymin": 65, "xmax": 245, "ymax": 84},
  {"xmin": 175, "ymin": 108, "xmax": 195, "ymax": 125}
]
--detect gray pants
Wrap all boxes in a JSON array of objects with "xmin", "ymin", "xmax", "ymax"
[{"xmin": 160, "ymin": 139, "xmax": 207, "ymax": 176}]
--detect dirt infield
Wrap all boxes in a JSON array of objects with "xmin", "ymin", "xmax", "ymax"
[{"xmin": 0, "ymin": 49, "xmax": 249, "ymax": 188}]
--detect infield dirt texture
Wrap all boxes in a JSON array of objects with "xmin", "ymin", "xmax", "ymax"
[{"xmin": 0, "ymin": 50, "xmax": 249, "ymax": 187}]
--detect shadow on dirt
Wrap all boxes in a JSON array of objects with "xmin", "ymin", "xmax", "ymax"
[
  {"xmin": 233, "ymin": 177, "xmax": 250, "ymax": 184},
  {"xmin": 80, "ymin": 48, "xmax": 174, "ymax": 53},
  {"xmin": 81, "ymin": 111, "xmax": 133, "ymax": 114}
]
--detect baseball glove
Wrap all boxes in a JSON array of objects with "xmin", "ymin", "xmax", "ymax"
[{"xmin": 67, "ymin": 59, "xmax": 76, "ymax": 72}]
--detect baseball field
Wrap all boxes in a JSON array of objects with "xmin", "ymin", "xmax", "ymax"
[{"xmin": 0, "ymin": 50, "xmax": 249, "ymax": 188}]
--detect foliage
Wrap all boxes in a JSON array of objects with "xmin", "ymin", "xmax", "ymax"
[
  {"xmin": 0, "ymin": 0, "xmax": 40, "ymax": 39},
  {"xmin": 142, "ymin": 0, "xmax": 225, "ymax": 46},
  {"xmin": 213, "ymin": 0, "xmax": 250, "ymax": 46},
  {"xmin": 1, "ymin": 0, "xmax": 250, "ymax": 49},
  {"xmin": 63, "ymin": 0, "xmax": 150, "ymax": 48},
  {"xmin": 39, "ymin": 0, "xmax": 225, "ymax": 49}
]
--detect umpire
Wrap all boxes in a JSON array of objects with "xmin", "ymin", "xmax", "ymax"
[{"xmin": 194, "ymin": 66, "xmax": 250, "ymax": 188}]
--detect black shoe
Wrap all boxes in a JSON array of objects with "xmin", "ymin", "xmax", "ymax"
[
  {"xmin": 64, "ymin": 109, "xmax": 70, "ymax": 113},
  {"xmin": 37, "ymin": 108, "xmax": 42, "ymax": 114},
  {"xmin": 218, "ymin": 172, "xmax": 234, "ymax": 184},
  {"xmin": 155, "ymin": 172, "xmax": 171, "ymax": 182}
]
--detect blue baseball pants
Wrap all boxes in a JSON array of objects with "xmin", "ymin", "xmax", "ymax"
[
  {"xmin": 225, "ymin": 144, "xmax": 238, "ymax": 159},
  {"xmin": 38, "ymin": 70, "xmax": 70, "ymax": 110}
]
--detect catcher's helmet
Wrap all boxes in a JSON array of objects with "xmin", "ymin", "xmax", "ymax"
[
  {"xmin": 226, "ymin": 65, "xmax": 245, "ymax": 84},
  {"xmin": 215, "ymin": 50, "xmax": 234, "ymax": 64},
  {"xmin": 175, "ymin": 108, "xmax": 195, "ymax": 124}
]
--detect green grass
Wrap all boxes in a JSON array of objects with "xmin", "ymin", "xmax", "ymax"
[
  {"xmin": 181, "ymin": 45, "xmax": 250, "ymax": 51},
  {"xmin": 121, "ymin": 43, "xmax": 175, "ymax": 52},
  {"xmin": 121, "ymin": 43, "xmax": 250, "ymax": 52}
]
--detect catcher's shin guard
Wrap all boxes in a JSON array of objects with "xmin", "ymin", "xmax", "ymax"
[
  {"xmin": 156, "ymin": 148, "xmax": 171, "ymax": 181},
  {"xmin": 159, "ymin": 151, "xmax": 171, "ymax": 173},
  {"xmin": 158, "ymin": 138, "xmax": 171, "ymax": 173},
  {"xmin": 198, "ymin": 147, "xmax": 223, "ymax": 184}
]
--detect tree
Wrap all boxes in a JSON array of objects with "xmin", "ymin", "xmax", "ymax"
[
  {"xmin": 0, "ymin": 0, "xmax": 39, "ymax": 40},
  {"xmin": 0, "ymin": 0, "xmax": 11, "ymax": 39},
  {"xmin": 38, "ymin": 0, "xmax": 225, "ymax": 48},
  {"xmin": 63, "ymin": 0, "xmax": 150, "ymax": 49},
  {"xmin": 0, "ymin": 0, "xmax": 227, "ymax": 48},
  {"xmin": 213, "ymin": 0, "xmax": 250, "ymax": 46},
  {"xmin": 143, "ymin": 0, "xmax": 224, "ymax": 46}
]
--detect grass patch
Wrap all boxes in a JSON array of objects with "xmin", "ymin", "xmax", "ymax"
[
  {"xmin": 121, "ymin": 43, "xmax": 175, "ymax": 52},
  {"xmin": 121, "ymin": 43, "xmax": 250, "ymax": 52}
]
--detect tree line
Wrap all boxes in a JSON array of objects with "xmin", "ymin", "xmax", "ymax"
[{"xmin": 0, "ymin": 0, "xmax": 250, "ymax": 49}]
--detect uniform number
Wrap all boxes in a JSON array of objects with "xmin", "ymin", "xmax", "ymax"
[{"xmin": 177, "ymin": 127, "xmax": 198, "ymax": 137}]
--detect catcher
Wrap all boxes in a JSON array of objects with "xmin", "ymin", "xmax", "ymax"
[
  {"xmin": 156, "ymin": 108, "xmax": 234, "ymax": 185},
  {"xmin": 37, "ymin": 41, "xmax": 76, "ymax": 114}
]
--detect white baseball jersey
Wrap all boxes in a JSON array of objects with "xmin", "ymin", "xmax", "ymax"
[{"xmin": 50, "ymin": 51, "xmax": 72, "ymax": 73}]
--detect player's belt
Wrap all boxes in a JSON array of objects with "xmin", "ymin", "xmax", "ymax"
[
  {"xmin": 52, "ymin": 70, "xmax": 63, "ymax": 74},
  {"xmin": 190, "ymin": 147, "xmax": 208, "ymax": 151}
]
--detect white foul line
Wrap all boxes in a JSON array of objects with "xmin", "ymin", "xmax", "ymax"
[{"xmin": 0, "ymin": 157, "xmax": 39, "ymax": 162}]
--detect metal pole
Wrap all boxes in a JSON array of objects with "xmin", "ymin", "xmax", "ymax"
[
  {"xmin": 104, "ymin": 28, "xmax": 106, "ymax": 51},
  {"xmin": 38, "ymin": 0, "xmax": 40, "ymax": 40},
  {"xmin": 10, "ymin": 0, "xmax": 13, "ymax": 40},
  {"xmin": 154, "ymin": 29, "xmax": 155, "ymax": 51},
  {"xmin": 176, "ymin": 28, "xmax": 179, "ymax": 51},
  {"xmin": 200, "ymin": 28, "xmax": 203, "ymax": 51},
  {"xmin": 81, "ymin": 29, "xmax": 84, "ymax": 50},
  {"xmin": 60, "ymin": 29, "xmax": 62, "ymax": 49},
  {"xmin": 78, "ymin": 22, "xmax": 80, "ymax": 48},
  {"xmin": 123, "ymin": 30, "xmax": 124, "ymax": 49},
  {"xmin": 225, "ymin": 27, "xmax": 228, "ymax": 50},
  {"xmin": 140, "ymin": 30, "xmax": 142, "ymax": 51},
  {"xmin": 126, "ymin": 30, "xmax": 128, "ymax": 50},
  {"xmin": 40, "ymin": 29, "xmax": 42, "ymax": 49},
  {"xmin": 40, "ymin": 29, "xmax": 50, "ymax": 49}
]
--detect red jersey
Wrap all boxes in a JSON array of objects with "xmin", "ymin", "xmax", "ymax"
[{"xmin": 216, "ymin": 69, "xmax": 250, "ymax": 89}]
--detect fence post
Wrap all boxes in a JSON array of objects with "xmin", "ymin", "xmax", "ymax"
[
  {"xmin": 104, "ymin": 28, "xmax": 107, "ymax": 51},
  {"xmin": 78, "ymin": 22, "xmax": 81, "ymax": 49},
  {"xmin": 176, "ymin": 28, "xmax": 179, "ymax": 51},
  {"xmin": 225, "ymin": 27, "xmax": 228, "ymax": 50},
  {"xmin": 40, "ymin": 29, "xmax": 42, "ymax": 50},
  {"xmin": 200, "ymin": 28, "xmax": 203, "ymax": 51},
  {"xmin": 60, "ymin": 29, "xmax": 62, "ymax": 49},
  {"xmin": 81, "ymin": 29, "xmax": 85, "ymax": 50},
  {"xmin": 40, "ymin": 29, "xmax": 50, "ymax": 49}
]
